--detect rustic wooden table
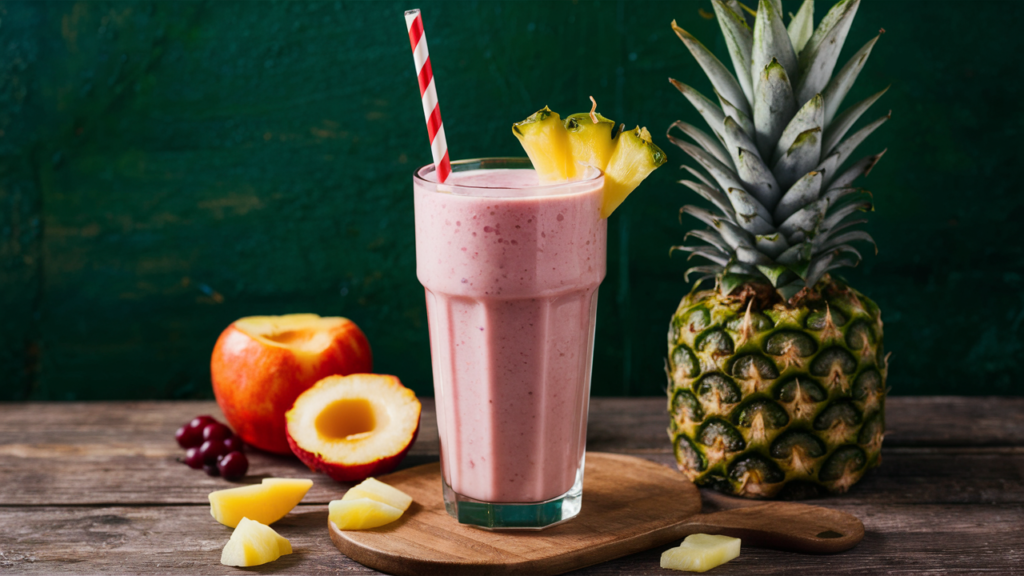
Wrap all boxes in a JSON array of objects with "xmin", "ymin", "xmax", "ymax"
[{"xmin": 1, "ymin": 397, "xmax": 1022, "ymax": 574}]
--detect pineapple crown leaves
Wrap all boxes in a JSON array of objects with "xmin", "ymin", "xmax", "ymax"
[{"xmin": 668, "ymin": 0, "xmax": 888, "ymax": 301}]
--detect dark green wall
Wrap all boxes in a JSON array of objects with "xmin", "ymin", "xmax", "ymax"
[{"xmin": 2, "ymin": 0, "xmax": 1022, "ymax": 400}]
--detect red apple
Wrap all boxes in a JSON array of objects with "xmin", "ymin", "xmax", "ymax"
[
  {"xmin": 211, "ymin": 314, "xmax": 372, "ymax": 454},
  {"xmin": 285, "ymin": 374, "xmax": 420, "ymax": 482}
]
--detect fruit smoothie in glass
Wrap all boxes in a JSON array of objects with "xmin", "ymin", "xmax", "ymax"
[{"xmin": 414, "ymin": 157, "xmax": 605, "ymax": 529}]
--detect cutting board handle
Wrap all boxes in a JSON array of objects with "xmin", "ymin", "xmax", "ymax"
[{"xmin": 679, "ymin": 501, "xmax": 865, "ymax": 554}]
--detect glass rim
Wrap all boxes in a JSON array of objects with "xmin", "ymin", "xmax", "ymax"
[{"xmin": 413, "ymin": 157, "xmax": 603, "ymax": 194}]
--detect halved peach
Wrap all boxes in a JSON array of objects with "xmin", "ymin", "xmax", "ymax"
[
  {"xmin": 285, "ymin": 374, "xmax": 420, "ymax": 482},
  {"xmin": 211, "ymin": 314, "xmax": 372, "ymax": 454}
]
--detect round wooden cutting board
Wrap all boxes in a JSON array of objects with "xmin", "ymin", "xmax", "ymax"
[{"xmin": 330, "ymin": 452, "xmax": 864, "ymax": 576}]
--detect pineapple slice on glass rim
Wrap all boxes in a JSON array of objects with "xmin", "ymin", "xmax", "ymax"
[{"xmin": 512, "ymin": 99, "xmax": 666, "ymax": 218}]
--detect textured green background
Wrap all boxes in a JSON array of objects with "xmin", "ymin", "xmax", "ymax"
[{"xmin": 2, "ymin": 1, "xmax": 1022, "ymax": 400}]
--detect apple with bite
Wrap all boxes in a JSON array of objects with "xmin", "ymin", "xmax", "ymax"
[
  {"xmin": 211, "ymin": 314, "xmax": 372, "ymax": 454},
  {"xmin": 286, "ymin": 374, "xmax": 420, "ymax": 482}
]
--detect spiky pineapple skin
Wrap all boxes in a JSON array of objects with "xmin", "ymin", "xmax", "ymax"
[{"xmin": 667, "ymin": 277, "xmax": 886, "ymax": 499}]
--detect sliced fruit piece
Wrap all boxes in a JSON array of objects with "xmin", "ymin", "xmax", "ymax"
[
  {"xmin": 209, "ymin": 477, "xmax": 314, "ymax": 528},
  {"xmin": 285, "ymin": 374, "xmax": 421, "ymax": 482},
  {"xmin": 601, "ymin": 126, "xmax": 667, "ymax": 218},
  {"xmin": 341, "ymin": 477, "xmax": 413, "ymax": 512},
  {"xmin": 329, "ymin": 497, "xmax": 404, "ymax": 530},
  {"xmin": 512, "ymin": 107, "xmax": 578, "ymax": 182},
  {"xmin": 660, "ymin": 534, "xmax": 741, "ymax": 572},
  {"xmin": 513, "ymin": 104, "xmax": 665, "ymax": 217},
  {"xmin": 211, "ymin": 313, "xmax": 372, "ymax": 454},
  {"xmin": 220, "ymin": 517, "xmax": 292, "ymax": 567},
  {"xmin": 564, "ymin": 111, "xmax": 619, "ymax": 171},
  {"xmin": 262, "ymin": 477, "xmax": 315, "ymax": 503}
]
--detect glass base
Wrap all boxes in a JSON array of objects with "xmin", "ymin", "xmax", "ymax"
[{"xmin": 442, "ymin": 464, "xmax": 584, "ymax": 530}]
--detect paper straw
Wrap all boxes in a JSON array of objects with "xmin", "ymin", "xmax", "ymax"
[{"xmin": 405, "ymin": 9, "xmax": 451, "ymax": 183}]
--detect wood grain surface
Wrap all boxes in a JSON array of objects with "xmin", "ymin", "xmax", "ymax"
[
  {"xmin": 1, "ymin": 397, "xmax": 1023, "ymax": 575},
  {"xmin": 329, "ymin": 454, "xmax": 862, "ymax": 576}
]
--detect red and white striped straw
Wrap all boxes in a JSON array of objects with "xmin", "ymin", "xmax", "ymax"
[{"xmin": 405, "ymin": 9, "xmax": 451, "ymax": 183}]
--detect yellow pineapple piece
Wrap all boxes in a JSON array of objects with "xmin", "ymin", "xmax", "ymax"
[
  {"xmin": 262, "ymin": 478, "xmax": 315, "ymax": 507},
  {"xmin": 564, "ymin": 111, "xmax": 619, "ymax": 171},
  {"xmin": 209, "ymin": 478, "xmax": 313, "ymax": 528},
  {"xmin": 341, "ymin": 477, "xmax": 413, "ymax": 512},
  {"xmin": 220, "ymin": 517, "xmax": 292, "ymax": 567},
  {"xmin": 512, "ymin": 107, "xmax": 579, "ymax": 182},
  {"xmin": 513, "ymin": 104, "xmax": 665, "ymax": 217},
  {"xmin": 601, "ymin": 126, "xmax": 667, "ymax": 218},
  {"xmin": 660, "ymin": 534, "xmax": 741, "ymax": 572},
  {"xmin": 329, "ymin": 497, "xmax": 404, "ymax": 530}
]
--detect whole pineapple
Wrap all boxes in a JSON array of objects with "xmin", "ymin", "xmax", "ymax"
[{"xmin": 666, "ymin": 0, "xmax": 888, "ymax": 499}]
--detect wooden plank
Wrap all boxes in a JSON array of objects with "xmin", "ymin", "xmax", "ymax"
[
  {"xmin": 884, "ymin": 396, "xmax": 1024, "ymax": 447},
  {"xmin": 1, "ymin": 399, "xmax": 1022, "ymax": 506},
  {"xmin": 0, "ymin": 400, "xmax": 437, "ymax": 506},
  {"xmin": 330, "ymin": 455, "xmax": 862, "ymax": 576},
  {"xmin": 0, "ymin": 447, "xmax": 1020, "ymax": 508},
  {"xmin": 1, "ymin": 397, "xmax": 1022, "ymax": 449},
  {"xmin": 1, "ymin": 399, "xmax": 1021, "ymax": 573},
  {"xmin": 0, "ymin": 400, "xmax": 441, "ymax": 452},
  {"xmin": 0, "ymin": 503, "xmax": 1020, "ymax": 575}
]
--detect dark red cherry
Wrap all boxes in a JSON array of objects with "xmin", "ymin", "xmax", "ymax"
[
  {"xmin": 199, "ymin": 439, "xmax": 229, "ymax": 464},
  {"xmin": 202, "ymin": 422, "xmax": 232, "ymax": 442},
  {"xmin": 203, "ymin": 463, "xmax": 220, "ymax": 476},
  {"xmin": 180, "ymin": 446, "xmax": 204, "ymax": 469},
  {"xmin": 188, "ymin": 415, "xmax": 218, "ymax": 431},
  {"xmin": 217, "ymin": 451, "xmax": 249, "ymax": 480},
  {"xmin": 175, "ymin": 425, "xmax": 204, "ymax": 449},
  {"xmin": 222, "ymin": 436, "xmax": 244, "ymax": 453}
]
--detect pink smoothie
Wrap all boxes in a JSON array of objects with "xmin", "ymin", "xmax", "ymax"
[{"xmin": 414, "ymin": 165, "xmax": 606, "ymax": 503}]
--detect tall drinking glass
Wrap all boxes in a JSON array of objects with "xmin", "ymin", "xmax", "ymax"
[{"xmin": 413, "ymin": 158, "xmax": 606, "ymax": 529}]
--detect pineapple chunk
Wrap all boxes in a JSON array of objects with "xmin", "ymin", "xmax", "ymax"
[
  {"xmin": 341, "ymin": 477, "xmax": 413, "ymax": 512},
  {"xmin": 209, "ymin": 478, "xmax": 313, "ymax": 528},
  {"xmin": 514, "ymin": 106, "xmax": 665, "ymax": 217},
  {"xmin": 601, "ymin": 126, "xmax": 667, "ymax": 218},
  {"xmin": 329, "ymin": 497, "xmax": 404, "ymax": 530},
  {"xmin": 564, "ymin": 112, "xmax": 619, "ymax": 171},
  {"xmin": 220, "ymin": 517, "xmax": 292, "ymax": 567},
  {"xmin": 512, "ymin": 107, "xmax": 579, "ymax": 182},
  {"xmin": 660, "ymin": 534, "xmax": 741, "ymax": 573}
]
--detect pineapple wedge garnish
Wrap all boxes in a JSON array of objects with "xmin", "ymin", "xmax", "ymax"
[
  {"xmin": 660, "ymin": 534, "xmax": 741, "ymax": 572},
  {"xmin": 513, "ymin": 103, "xmax": 665, "ymax": 217},
  {"xmin": 565, "ymin": 111, "xmax": 618, "ymax": 170},
  {"xmin": 220, "ymin": 517, "xmax": 292, "ymax": 567},
  {"xmin": 512, "ymin": 107, "xmax": 579, "ymax": 182},
  {"xmin": 601, "ymin": 126, "xmax": 666, "ymax": 217}
]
